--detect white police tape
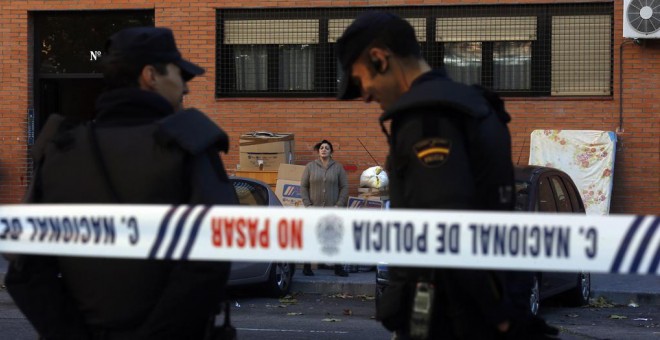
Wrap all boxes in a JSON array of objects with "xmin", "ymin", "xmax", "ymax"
[{"xmin": 0, "ymin": 204, "xmax": 657, "ymax": 275}]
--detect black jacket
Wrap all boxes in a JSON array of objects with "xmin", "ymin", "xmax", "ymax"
[
  {"xmin": 6, "ymin": 88, "xmax": 239, "ymax": 340},
  {"xmin": 376, "ymin": 70, "xmax": 519, "ymax": 339},
  {"xmin": 381, "ymin": 69, "xmax": 514, "ymax": 211}
]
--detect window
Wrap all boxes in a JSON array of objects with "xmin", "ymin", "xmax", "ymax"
[
  {"xmin": 223, "ymin": 19, "xmax": 318, "ymax": 93},
  {"xmin": 437, "ymin": 16, "xmax": 536, "ymax": 91},
  {"xmin": 444, "ymin": 42, "xmax": 482, "ymax": 86},
  {"xmin": 551, "ymin": 15, "xmax": 612, "ymax": 96},
  {"xmin": 550, "ymin": 176, "xmax": 573, "ymax": 212},
  {"xmin": 231, "ymin": 179, "xmax": 269, "ymax": 206},
  {"xmin": 538, "ymin": 177, "xmax": 558, "ymax": 212},
  {"xmin": 562, "ymin": 175, "xmax": 585, "ymax": 212},
  {"xmin": 216, "ymin": 4, "xmax": 612, "ymax": 98}
]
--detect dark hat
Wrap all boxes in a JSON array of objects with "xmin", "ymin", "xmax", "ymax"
[
  {"xmin": 105, "ymin": 27, "xmax": 204, "ymax": 81},
  {"xmin": 335, "ymin": 12, "xmax": 409, "ymax": 100}
]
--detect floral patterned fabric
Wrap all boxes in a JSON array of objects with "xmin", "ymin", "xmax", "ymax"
[{"xmin": 529, "ymin": 130, "xmax": 617, "ymax": 215}]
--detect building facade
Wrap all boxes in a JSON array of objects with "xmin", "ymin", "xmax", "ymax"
[{"xmin": 0, "ymin": 0, "xmax": 658, "ymax": 214}]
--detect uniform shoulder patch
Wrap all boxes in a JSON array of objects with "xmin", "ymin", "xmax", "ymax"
[{"xmin": 413, "ymin": 138, "xmax": 451, "ymax": 167}]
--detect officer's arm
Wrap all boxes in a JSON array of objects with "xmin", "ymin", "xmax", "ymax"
[
  {"xmin": 139, "ymin": 109, "xmax": 236, "ymax": 337},
  {"xmin": 394, "ymin": 111, "xmax": 475, "ymax": 209},
  {"xmin": 188, "ymin": 149, "xmax": 239, "ymax": 205},
  {"xmin": 136, "ymin": 259, "xmax": 229, "ymax": 338},
  {"xmin": 137, "ymin": 150, "xmax": 234, "ymax": 337},
  {"xmin": 156, "ymin": 108, "xmax": 238, "ymax": 205}
]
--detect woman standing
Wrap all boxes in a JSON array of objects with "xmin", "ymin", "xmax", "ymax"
[{"xmin": 300, "ymin": 139, "xmax": 349, "ymax": 277}]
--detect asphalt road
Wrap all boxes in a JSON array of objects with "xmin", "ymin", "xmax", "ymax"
[
  {"xmin": 541, "ymin": 301, "xmax": 660, "ymax": 339},
  {"xmin": 1, "ymin": 256, "xmax": 658, "ymax": 340},
  {"xmin": 0, "ymin": 285, "xmax": 658, "ymax": 339},
  {"xmin": 227, "ymin": 291, "xmax": 660, "ymax": 340},
  {"xmin": 226, "ymin": 290, "xmax": 390, "ymax": 339}
]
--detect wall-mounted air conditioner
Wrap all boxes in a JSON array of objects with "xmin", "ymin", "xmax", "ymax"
[{"xmin": 623, "ymin": 0, "xmax": 660, "ymax": 38}]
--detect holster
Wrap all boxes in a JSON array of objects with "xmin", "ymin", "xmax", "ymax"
[{"xmin": 377, "ymin": 280, "xmax": 414, "ymax": 332}]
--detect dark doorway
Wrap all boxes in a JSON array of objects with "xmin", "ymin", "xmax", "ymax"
[
  {"xmin": 38, "ymin": 77, "xmax": 105, "ymax": 125},
  {"xmin": 33, "ymin": 10, "xmax": 154, "ymax": 134}
]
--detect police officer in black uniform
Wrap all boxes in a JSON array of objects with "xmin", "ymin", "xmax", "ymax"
[
  {"xmin": 336, "ymin": 12, "xmax": 557, "ymax": 339},
  {"xmin": 4, "ymin": 27, "xmax": 238, "ymax": 339}
]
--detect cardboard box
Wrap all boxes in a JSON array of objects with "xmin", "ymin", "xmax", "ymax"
[
  {"xmin": 239, "ymin": 132, "xmax": 294, "ymax": 171},
  {"xmin": 239, "ymin": 153, "xmax": 289, "ymax": 171},
  {"xmin": 275, "ymin": 164, "xmax": 306, "ymax": 207},
  {"xmin": 348, "ymin": 196, "xmax": 390, "ymax": 209}
]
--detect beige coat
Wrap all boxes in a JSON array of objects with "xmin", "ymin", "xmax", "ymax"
[{"xmin": 300, "ymin": 158, "xmax": 348, "ymax": 207}]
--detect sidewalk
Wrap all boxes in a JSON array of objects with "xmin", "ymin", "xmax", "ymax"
[
  {"xmin": 292, "ymin": 268, "xmax": 660, "ymax": 306},
  {"xmin": 292, "ymin": 267, "xmax": 377, "ymax": 296}
]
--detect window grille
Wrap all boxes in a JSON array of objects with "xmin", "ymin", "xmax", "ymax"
[
  {"xmin": 216, "ymin": 3, "xmax": 612, "ymax": 98},
  {"xmin": 551, "ymin": 15, "xmax": 612, "ymax": 96}
]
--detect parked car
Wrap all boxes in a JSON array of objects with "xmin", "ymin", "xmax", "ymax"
[
  {"xmin": 227, "ymin": 177, "xmax": 295, "ymax": 297},
  {"xmin": 376, "ymin": 165, "xmax": 590, "ymax": 315},
  {"xmin": 514, "ymin": 165, "xmax": 590, "ymax": 314}
]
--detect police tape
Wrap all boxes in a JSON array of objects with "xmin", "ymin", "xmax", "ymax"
[{"xmin": 0, "ymin": 204, "xmax": 657, "ymax": 275}]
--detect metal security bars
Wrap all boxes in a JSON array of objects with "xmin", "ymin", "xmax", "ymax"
[{"xmin": 216, "ymin": 3, "xmax": 613, "ymax": 98}]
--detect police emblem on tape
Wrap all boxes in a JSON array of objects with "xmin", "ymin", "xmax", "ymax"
[
  {"xmin": 316, "ymin": 214, "xmax": 343, "ymax": 256},
  {"xmin": 413, "ymin": 138, "xmax": 451, "ymax": 167}
]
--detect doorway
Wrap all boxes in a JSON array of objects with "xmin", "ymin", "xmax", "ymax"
[
  {"xmin": 32, "ymin": 10, "xmax": 154, "ymax": 134},
  {"xmin": 38, "ymin": 77, "xmax": 105, "ymax": 126}
]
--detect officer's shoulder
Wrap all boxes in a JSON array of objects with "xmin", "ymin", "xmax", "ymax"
[
  {"xmin": 156, "ymin": 108, "xmax": 229, "ymax": 154},
  {"xmin": 387, "ymin": 80, "xmax": 491, "ymax": 120},
  {"xmin": 422, "ymin": 80, "xmax": 491, "ymax": 119}
]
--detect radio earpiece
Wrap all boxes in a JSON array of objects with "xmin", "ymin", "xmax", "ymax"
[{"xmin": 371, "ymin": 58, "xmax": 383, "ymax": 73}]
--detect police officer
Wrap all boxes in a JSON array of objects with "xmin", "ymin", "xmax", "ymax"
[
  {"xmin": 336, "ymin": 12, "xmax": 557, "ymax": 339},
  {"xmin": 4, "ymin": 27, "xmax": 238, "ymax": 339}
]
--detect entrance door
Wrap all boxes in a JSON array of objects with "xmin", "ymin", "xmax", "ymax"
[
  {"xmin": 33, "ymin": 10, "xmax": 154, "ymax": 134},
  {"xmin": 38, "ymin": 77, "xmax": 104, "ymax": 128}
]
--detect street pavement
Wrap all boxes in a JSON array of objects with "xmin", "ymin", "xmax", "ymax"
[
  {"xmin": 1, "ymin": 261, "xmax": 658, "ymax": 340},
  {"xmin": 291, "ymin": 266, "xmax": 660, "ymax": 306},
  {"xmin": 2, "ymin": 260, "xmax": 659, "ymax": 306}
]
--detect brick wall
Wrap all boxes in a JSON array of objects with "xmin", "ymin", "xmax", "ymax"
[{"xmin": 1, "ymin": 0, "xmax": 658, "ymax": 214}]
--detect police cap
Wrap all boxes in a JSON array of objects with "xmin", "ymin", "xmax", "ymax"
[{"xmin": 105, "ymin": 27, "xmax": 204, "ymax": 81}]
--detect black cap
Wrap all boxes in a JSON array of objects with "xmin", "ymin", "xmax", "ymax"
[
  {"xmin": 105, "ymin": 27, "xmax": 204, "ymax": 81},
  {"xmin": 335, "ymin": 12, "xmax": 408, "ymax": 100}
]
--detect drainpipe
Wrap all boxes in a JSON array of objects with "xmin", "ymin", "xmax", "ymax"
[{"xmin": 618, "ymin": 38, "xmax": 642, "ymax": 134}]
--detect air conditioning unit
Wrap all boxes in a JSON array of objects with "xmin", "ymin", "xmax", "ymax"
[{"xmin": 623, "ymin": 0, "xmax": 660, "ymax": 38}]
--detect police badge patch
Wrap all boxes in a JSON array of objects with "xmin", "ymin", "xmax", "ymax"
[
  {"xmin": 413, "ymin": 138, "xmax": 451, "ymax": 167},
  {"xmin": 316, "ymin": 214, "xmax": 343, "ymax": 256}
]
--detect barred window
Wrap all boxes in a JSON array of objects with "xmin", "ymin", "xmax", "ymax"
[
  {"xmin": 216, "ymin": 4, "xmax": 612, "ymax": 98},
  {"xmin": 437, "ymin": 17, "xmax": 536, "ymax": 91},
  {"xmin": 551, "ymin": 15, "xmax": 612, "ymax": 96}
]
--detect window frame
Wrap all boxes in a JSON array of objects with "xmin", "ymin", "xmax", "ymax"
[
  {"xmin": 216, "ymin": 4, "xmax": 613, "ymax": 98},
  {"xmin": 537, "ymin": 175, "xmax": 558, "ymax": 212},
  {"xmin": 549, "ymin": 175, "xmax": 573, "ymax": 213},
  {"xmin": 560, "ymin": 174, "xmax": 586, "ymax": 213}
]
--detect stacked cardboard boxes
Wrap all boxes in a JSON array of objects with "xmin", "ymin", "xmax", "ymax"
[
  {"xmin": 274, "ymin": 163, "xmax": 306, "ymax": 207},
  {"xmin": 239, "ymin": 132, "xmax": 294, "ymax": 171},
  {"xmin": 348, "ymin": 187, "xmax": 390, "ymax": 209}
]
